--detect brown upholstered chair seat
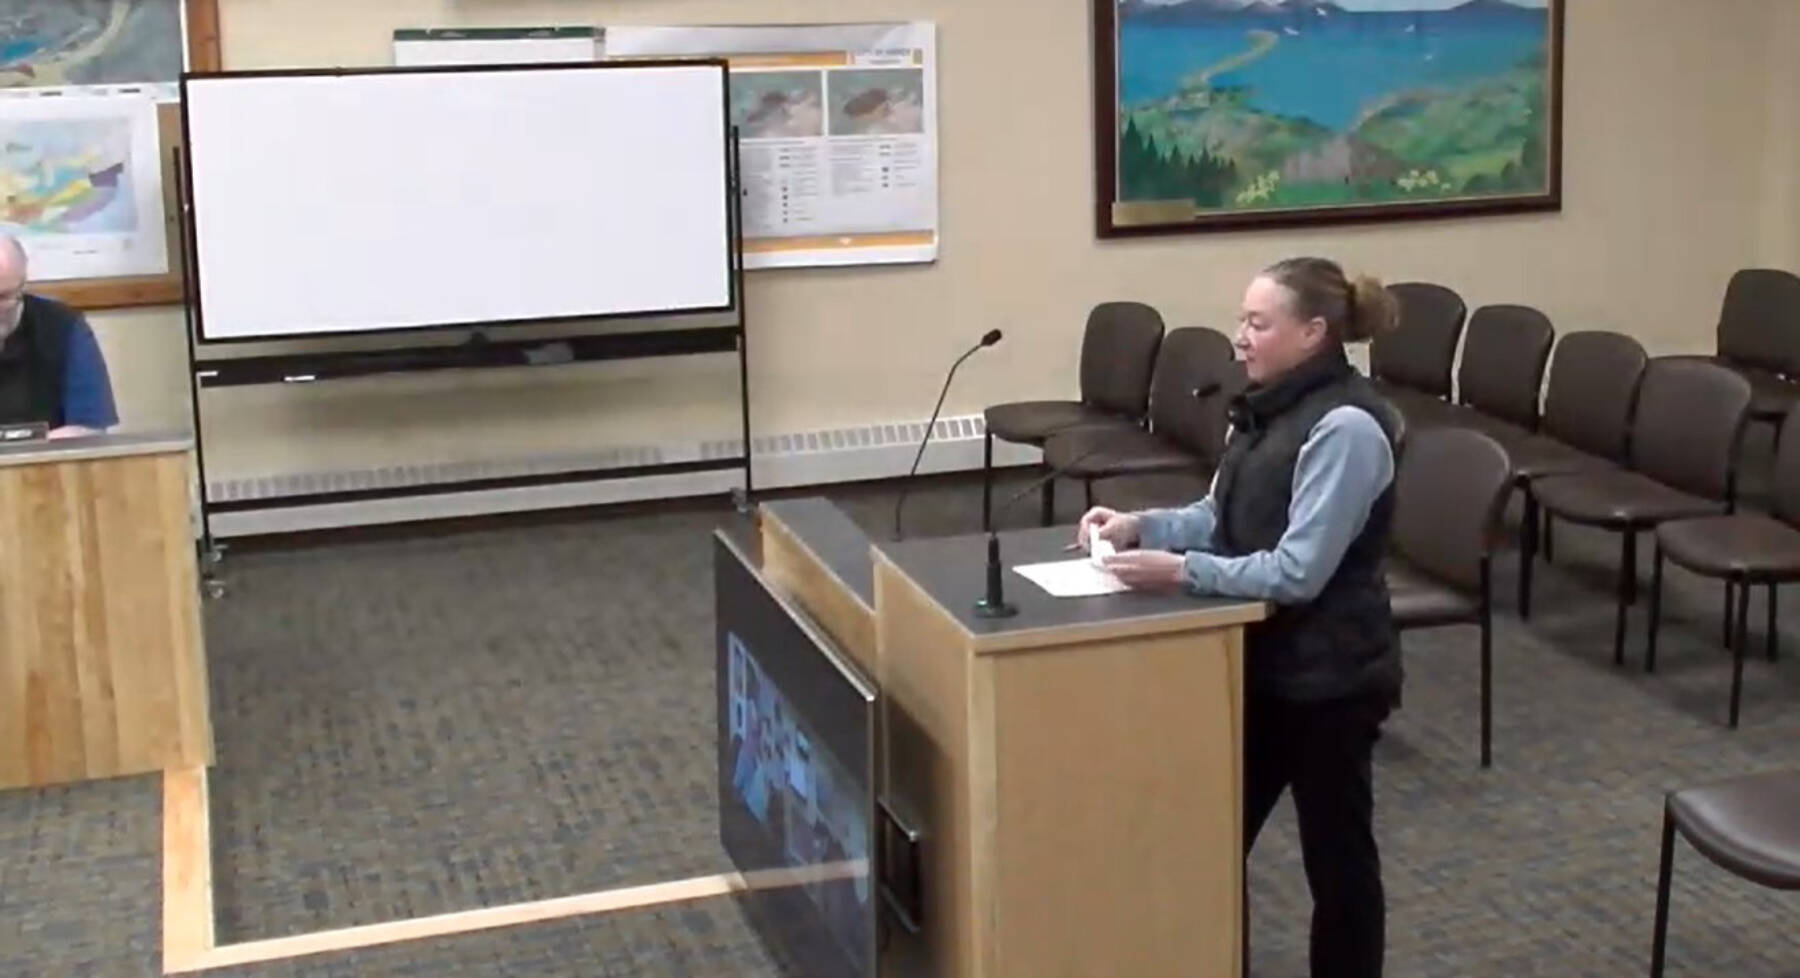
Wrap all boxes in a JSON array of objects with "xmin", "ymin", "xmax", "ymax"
[
  {"xmin": 1532, "ymin": 471, "xmax": 1725, "ymax": 528},
  {"xmin": 983, "ymin": 401, "xmax": 1129, "ymax": 445},
  {"xmin": 1430, "ymin": 406, "xmax": 1534, "ymax": 447},
  {"xmin": 1653, "ymin": 765, "xmax": 1800, "ymax": 973},
  {"xmin": 1508, "ymin": 436, "xmax": 1616, "ymax": 481},
  {"xmin": 1461, "ymin": 413, "xmax": 1534, "ymax": 447},
  {"xmin": 1386, "ymin": 563, "xmax": 1480, "ymax": 628},
  {"xmin": 1668, "ymin": 770, "xmax": 1800, "ymax": 889},
  {"xmin": 1658, "ymin": 514, "xmax": 1800, "ymax": 579},
  {"xmin": 1091, "ymin": 471, "xmax": 1211, "ymax": 513},
  {"xmin": 1042, "ymin": 425, "xmax": 1200, "ymax": 478}
]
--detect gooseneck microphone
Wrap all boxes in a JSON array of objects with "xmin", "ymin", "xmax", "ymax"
[
  {"xmin": 891, "ymin": 329, "xmax": 1005, "ymax": 542},
  {"xmin": 972, "ymin": 445, "xmax": 1105, "ymax": 619}
]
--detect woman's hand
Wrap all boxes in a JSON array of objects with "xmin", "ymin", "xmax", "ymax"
[
  {"xmin": 1102, "ymin": 550, "xmax": 1187, "ymax": 590},
  {"xmin": 1076, "ymin": 506, "xmax": 1142, "ymax": 551}
]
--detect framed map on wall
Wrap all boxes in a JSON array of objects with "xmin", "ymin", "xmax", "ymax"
[
  {"xmin": 0, "ymin": 0, "xmax": 221, "ymax": 310},
  {"xmin": 0, "ymin": 0, "xmax": 191, "ymax": 101},
  {"xmin": 1093, "ymin": 0, "xmax": 1564, "ymax": 237}
]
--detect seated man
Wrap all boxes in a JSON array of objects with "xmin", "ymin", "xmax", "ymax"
[{"xmin": 0, "ymin": 234, "xmax": 118, "ymax": 439}]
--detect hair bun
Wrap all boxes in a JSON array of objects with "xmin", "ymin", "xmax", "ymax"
[{"xmin": 1345, "ymin": 274, "xmax": 1399, "ymax": 343}]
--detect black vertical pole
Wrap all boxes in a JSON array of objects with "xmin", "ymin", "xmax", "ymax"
[
  {"xmin": 730, "ymin": 125, "xmax": 753, "ymax": 511},
  {"xmin": 174, "ymin": 143, "xmax": 219, "ymax": 579}
]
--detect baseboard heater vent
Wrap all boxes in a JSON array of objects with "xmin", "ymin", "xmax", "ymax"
[{"xmin": 205, "ymin": 413, "xmax": 1041, "ymax": 537}]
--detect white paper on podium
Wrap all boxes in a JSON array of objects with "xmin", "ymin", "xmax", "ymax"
[{"xmin": 1013, "ymin": 558, "xmax": 1130, "ymax": 598}]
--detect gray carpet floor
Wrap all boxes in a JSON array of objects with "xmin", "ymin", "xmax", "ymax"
[{"xmin": 1, "ymin": 465, "xmax": 1797, "ymax": 976}]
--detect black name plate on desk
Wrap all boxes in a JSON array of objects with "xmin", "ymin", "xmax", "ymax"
[{"xmin": 0, "ymin": 422, "xmax": 47, "ymax": 443}]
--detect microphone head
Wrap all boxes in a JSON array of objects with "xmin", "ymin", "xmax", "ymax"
[{"xmin": 980, "ymin": 329, "xmax": 1003, "ymax": 347}]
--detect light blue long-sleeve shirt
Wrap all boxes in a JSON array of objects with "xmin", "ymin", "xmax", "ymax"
[{"xmin": 1134, "ymin": 405, "xmax": 1394, "ymax": 604}]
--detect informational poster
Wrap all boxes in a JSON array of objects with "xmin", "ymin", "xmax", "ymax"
[
  {"xmin": 0, "ymin": 0, "xmax": 188, "ymax": 102},
  {"xmin": 0, "ymin": 91, "xmax": 168, "ymax": 280},
  {"xmin": 392, "ymin": 26, "xmax": 601, "ymax": 67},
  {"xmin": 605, "ymin": 22, "xmax": 939, "ymax": 270}
]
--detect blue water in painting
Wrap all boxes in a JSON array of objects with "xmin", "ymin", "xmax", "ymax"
[
  {"xmin": 0, "ymin": 40, "xmax": 47, "ymax": 63},
  {"xmin": 1118, "ymin": 11, "xmax": 1548, "ymax": 131}
]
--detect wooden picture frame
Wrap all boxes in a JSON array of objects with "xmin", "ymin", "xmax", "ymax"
[
  {"xmin": 1093, "ymin": 0, "xmax": 1564, "ymax": 238},
  {"xmin": 35, "ymin": 0, "xmax": 221, "ymax": 311}
]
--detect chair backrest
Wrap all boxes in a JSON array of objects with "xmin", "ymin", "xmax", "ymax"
[
  {"xmin": 1628, "ymin": 359, "xmax": 1752, "ymax": 502},
  {"xmin": 1542, "ymin": 331, "xmax": 1647, "ymax": 462},
  {"xmin": 1717, "ymin": 268, "xmax": 1800, "ymax": 375},
  {"xmin": 1370, "ymin": 282, "xmax": 1467, "ymax": 399},
  {"xmin": 1368, "ymin": 388, "xmax": 1408, "ymax": 458},
  {"xmin": 1146, "ymin": 327, "xmax": 1238, "ymax": 463},
  {"xmin": 1458, "ymin": 304, "xmax": 1555, "ymax": 429},
  {"xmin": 1772, "ymin": 402, "xmax": 1800, "ymax": 527},
  {"xmin": 1078, "ymin": 301, "xmax": 1166, "ymax": 418},
  {"xmin": 1391, "ymin": 426, "xmax": 1514, "ymax": 593}
]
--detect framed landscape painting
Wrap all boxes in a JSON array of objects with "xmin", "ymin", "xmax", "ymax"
[{"xmin": 1093, "ymin": 0, "xmax": 1563, "ymax": 236}]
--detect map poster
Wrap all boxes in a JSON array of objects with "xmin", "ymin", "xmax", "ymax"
[
  {"xmin": 605, "ymin": 23, "xmax": 939, "ymax": 271},
  {"xmin": 0, "ymin": 0, "xmax": 188, "ymax": 102},
  {"xmin": 0, "ymin": 91, "xmax": 168, "ymax": 281}
]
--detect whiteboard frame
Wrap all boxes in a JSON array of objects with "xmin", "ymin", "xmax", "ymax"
[{"xmin": 177, "ymin": 59, "xmax": 739, "ymax": 344}]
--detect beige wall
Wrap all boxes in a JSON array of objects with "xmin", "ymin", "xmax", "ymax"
[
  {"xmin": 1761, "ymin": 0, "xmax": 1800, "ymax": 271},
  {"xmin": 89, "ymin": 0, "xmax": 1787, "ymax": 482}
]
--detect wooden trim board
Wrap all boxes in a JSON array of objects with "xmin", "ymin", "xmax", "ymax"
[
  {"xmin": 161, "ymin": 767, "xmax": 214, "ymax": 972},
  {"xmin": 160, "ymin": 766, "xmax": 860, "ymax": 973}
]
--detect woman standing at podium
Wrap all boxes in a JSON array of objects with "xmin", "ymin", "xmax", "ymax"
[{"xmin": 1078, "ymin": 256, "xmax": 1401, "ymax": 978}]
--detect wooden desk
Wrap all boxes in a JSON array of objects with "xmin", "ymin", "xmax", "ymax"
[
  {"xmin": 0, "ymin": 433, "xmax": 212, "ymax": 790},
  {"xmin": 758, "ymin": 500, "xmax": 1266, "ymax": 978}
]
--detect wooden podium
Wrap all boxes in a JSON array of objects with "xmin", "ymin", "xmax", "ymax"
[
  {"xmin": 0, "ymin": 433, "xmax": 212, "ymax": 791},
  {"xmin": 759, "ymin": 498, "xmax": 1265, "ymax": 978}
]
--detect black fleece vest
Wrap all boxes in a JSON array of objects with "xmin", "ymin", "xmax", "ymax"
[
  {"xmin": 0, "ymin": 295, "xmax": 75, "ymax": 428},
  {"xmin": 1212, "ymin": 346, "xmax": 1401, "ymax": 703}
]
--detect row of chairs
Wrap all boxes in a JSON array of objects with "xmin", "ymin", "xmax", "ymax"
[
  {"xmin": 1371, "ymin": 269, "xmax": 1800, "ymax": 439},
  {"xmin": 1380, "ymin": 415, "xmax": 1800, "ymax": 978},
  {"xmin": 980, "ymin": 302, "xmax": 1239, "ymax": 529},
  {"xmin": 1376, "ymin": 280, "xmax": 1798, "ymax": 729}
]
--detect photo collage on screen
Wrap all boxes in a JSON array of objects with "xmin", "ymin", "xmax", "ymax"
[{"xmin": 726, "ymin": 631, "xmax": 872, "ymax": 957}]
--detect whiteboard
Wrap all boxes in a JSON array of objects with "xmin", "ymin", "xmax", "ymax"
[{"xmin": 182, "ymin": 63, "xmax": 734, "ymax": 341}]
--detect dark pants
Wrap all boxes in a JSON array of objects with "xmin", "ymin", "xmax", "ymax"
[{"xmin": 1243, "ymin": 690, "xmax": 1392, "ymax": 978}]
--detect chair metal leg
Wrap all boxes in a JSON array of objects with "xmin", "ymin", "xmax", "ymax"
[
  {"xmin": 1730, "ymin": 579, "xmax": 1749, "ymax": 729},
  {"xmin": 1723, "ymin": 580, "xmax": 1735, "ymax": 647},
  {"xmin": 1650, "ymin": 806, "xmax": 1675, "ymax": 978},
  {"xmin": 1768, "ymin": 583, "xmax": 1779, "ymax": 663},
  {"xmin": 1519, "ymin": 488, "xmax": 1538, "ymax": 620},
  {"xmin": 1040, "ymin": 474, "xmax": 1056, "ymax": 527},
  {"xmin": 981, "ymin": 431, "xmax": 994, "ymax": 533},
  {"xmin": 1084, "ymin": 477, "xmax": 1094, "ymax": 511},
  {"xmin": 1479, "ymin": 559, "xmax": 1493, "ymax": 769},
  {"xmin": 1646, "ymin": 545, "xmax": 1664, "ymax": 674},
  {"xmin": 1615, "ymin": 531, "xmax": 1636, "ymax": 666},
  {"xmin": 1544, "ymin": 513, "xmax": 1556, "ymax": 564}
]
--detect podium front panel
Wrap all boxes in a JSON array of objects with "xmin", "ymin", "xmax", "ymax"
[{"xmin": 0, "ymin": 443, "xmax": 210, "ymax": 789}]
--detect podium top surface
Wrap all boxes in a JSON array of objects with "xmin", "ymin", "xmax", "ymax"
[
  {"xmin": 0, "ymin": 430, "xmax": 195, "ymax": 469},
  {"xmin": 876, "ymin": 526, "xmax": 1268, "ymax": 654}
]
